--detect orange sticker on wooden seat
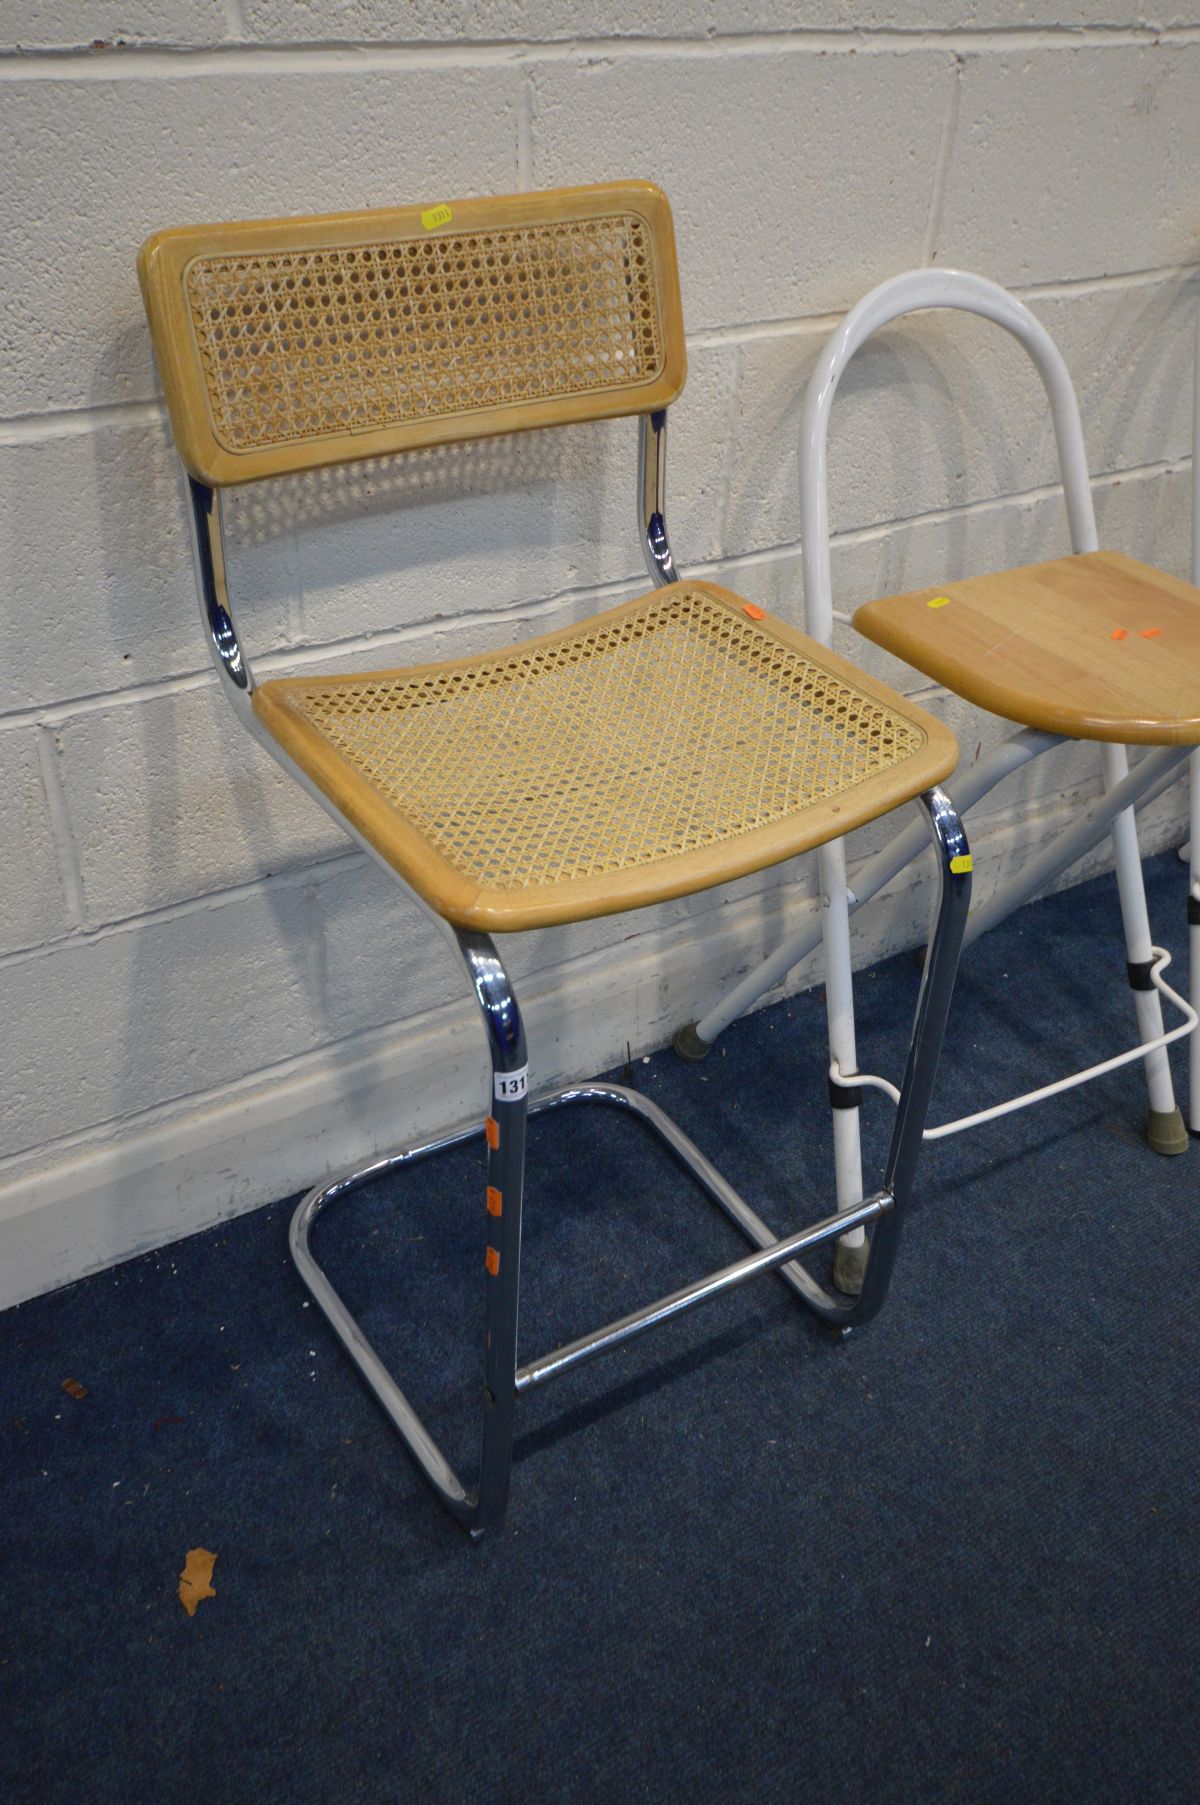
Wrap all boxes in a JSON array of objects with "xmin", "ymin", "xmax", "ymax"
[
  {"xmin": 1140, "ymin": 627, "xmax": 1162, "ymax": 639},
  {"xmin": 485, "ymin": 1246, "xmax": 500, "ymax": 1276},
  {"xmin": 742, "ymin": 603, "xmax": 766, "ymax": 620},
  {"xmin": 486, "ymin": 1186, "xmax": 503, "ymax": 1217},
  {"xmin": 1111, "ymin": 628, "xmax": 1128, "ymax": 640}
]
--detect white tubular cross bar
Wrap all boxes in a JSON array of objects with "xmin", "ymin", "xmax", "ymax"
[
  {"xmin": 832, "ymin": 944, "xmax": 1197, "ymax": 1141},
  {"xmin": 694, "ymin": 731, "xmax": 1188, "ymax": 1049},
  {"xmin": 694, "ymin": 726, "xmax": 1061, "ymax": 1047},
  {"xmin": 961, "ymin": 743, "xmax": 1191, "ymax": 948}
]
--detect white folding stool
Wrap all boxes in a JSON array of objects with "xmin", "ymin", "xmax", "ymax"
[{"xmin": 677, "ymin": 269, "xmax": 1200, "ymax": 1292}]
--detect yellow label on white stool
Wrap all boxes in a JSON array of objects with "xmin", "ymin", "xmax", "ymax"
[
  {"xmin": 950, "ymin": 854, "xmax": 973, "ymax": 874},
  {"xmin": 421, "ymin": 204, "xmax": 453, "ymax": 231}
]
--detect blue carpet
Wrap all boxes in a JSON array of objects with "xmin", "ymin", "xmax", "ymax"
[{"xmin": 2, "ymin": 851, "xmax": 1198, "ymax": 1804}]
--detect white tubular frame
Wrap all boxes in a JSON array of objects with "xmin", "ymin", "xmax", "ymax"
[
  {"xmin": 797, "ymin": 269, "xmax": 1099, "ymax": 650},
  {"xmin": 687, "ymin": 268, "xmax": 1190, "ymax": 1240}
]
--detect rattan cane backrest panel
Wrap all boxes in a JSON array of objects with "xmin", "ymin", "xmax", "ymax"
[
  {"xmin": 187, "ymin": 213, "xmax": 663, "ymax": 451},
  {"xmin": 257, "ymin": 586, "xmax": 933, "ymax": 920},
  {"xmin": 139, "ymin": 183, "xmax": 686, "ymax": 485}
]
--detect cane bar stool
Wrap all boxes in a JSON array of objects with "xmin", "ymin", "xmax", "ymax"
[
  {"xmin": 680, "ymin": 269, "xmax": 1200, "ymax": 1295},
  {"xmin": 139, "ymin": 186, "xmax": 972, "ymax": 1535}
]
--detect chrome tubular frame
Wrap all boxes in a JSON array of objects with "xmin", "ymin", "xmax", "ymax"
[
  {"xmin": 639, "ymin": 408, "xmax": 681, "ymax": 587},
  {"xmin": 188, "ymin": 477, "xmax": 255, "ymax": 715},
  {"xmin": 287, "ymin": 787, "xmax": 970, "ymax": 1533},
  {"xmin": 291, "ymin": 927, "xmax": 529, "ymax": 1532},
  {"xmin": 187, "ymin": 446, "xmax": 971, "ymax": 1536}
]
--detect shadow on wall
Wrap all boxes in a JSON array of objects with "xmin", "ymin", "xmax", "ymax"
[
  {"xmin": 226, "ymin": 428, "xmax": 571, "ymax": 541},
  {"xmin": 226, "ymin": 418, "xmax": 645, "ymax": 620},
  {"xmin": 1061, "ymin": 273, "xmax": 1199, "ymax": 488}
]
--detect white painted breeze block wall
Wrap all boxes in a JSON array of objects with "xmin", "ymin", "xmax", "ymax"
[{"xmin": 3, "ymin": 4, "xmax": 1199, "ymax": 1307}]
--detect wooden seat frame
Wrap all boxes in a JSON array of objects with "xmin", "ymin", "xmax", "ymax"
[
  {"xmin": 141, "ymin": 186, "xmax": 973, "ymax": 1535},
  {"xmin": 678, "ymin": 269, "xmax": 1199, "ymax": 1293}
]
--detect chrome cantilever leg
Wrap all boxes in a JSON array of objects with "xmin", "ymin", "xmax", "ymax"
[
  {"xmin": 290, "ymin": 789, "xmax": 969, "ymax": 1534},
  {"xmin": 849, "ymin": 787, "xmax": 971, "ymax": 1323},
  {"xmin": 290, "ymin": 927, "xmax": 529, "ymax": 1538}
]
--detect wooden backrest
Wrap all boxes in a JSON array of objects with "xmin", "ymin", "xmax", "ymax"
[{"xmin": 139, "ymin": 182, "xmax": 687, "ymax": 486}]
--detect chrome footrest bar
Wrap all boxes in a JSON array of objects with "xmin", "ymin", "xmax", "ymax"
[{"xmin": 514, "ymin": 1191, "xmax": 890, "ymax": 1392}]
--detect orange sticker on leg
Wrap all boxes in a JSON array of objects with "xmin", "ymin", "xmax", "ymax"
[
  {"xmin": 485, "ymin": 1246, "xmax": 500, "ymax": 1276},
  {"xmin": 485, "ymin": 1116, "xmax": 499, "ymax": 1149},
  {"xmin": 486, "ymin": 1186, "xmax": 502, "ymax": 1217}
]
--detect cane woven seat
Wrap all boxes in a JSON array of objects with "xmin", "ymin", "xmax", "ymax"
[
  {"xmin": 855, "ymin": 551, "xmax": 1200, "ymax": 746},
  {"xmin": 254, "ymin": 580, "xmax": 956, "ymax": 931}
]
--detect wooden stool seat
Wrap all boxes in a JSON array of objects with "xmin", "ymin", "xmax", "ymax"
[
  {"xmin": 255, "ymin": 580, "xmax": 956, "ymax": 933},
  {"xmin": 854, "ymin": 551, "xmax": 1200, "ymax": 745}
]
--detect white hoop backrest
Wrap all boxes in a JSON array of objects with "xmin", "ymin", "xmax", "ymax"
[{"xmin": 799, "ymin": 268, "xmax": 1099, "ymax": 647}]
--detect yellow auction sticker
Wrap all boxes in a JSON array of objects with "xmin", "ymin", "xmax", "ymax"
[
  {"xmin": 421, "ymin": 204, "xmax": 453, "ymax": 231},
  {"xmin": 927, "ymin": 595, "xmax": 952, "ymax": 609},
  {"xmin": 950, "ymin": 854, "xmax": 973, "ymax": 874}
]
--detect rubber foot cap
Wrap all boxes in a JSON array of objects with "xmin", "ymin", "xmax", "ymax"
[
  {"xmin": 673, "ymin": 1022, "xmax": 712, "ymax": 1063},
  {"xmin": 1146, "ymin": 1106, "xmax": 1189, "ymax": 1157},
  {"xmin": 832, "ymin": 1235, "xmax": 869, "ymax": 1297}
]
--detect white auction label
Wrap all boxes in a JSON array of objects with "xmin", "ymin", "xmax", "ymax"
[{"xmin": 493, "ymin": 1065, "xmax": 529, "ymax": 1103}]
